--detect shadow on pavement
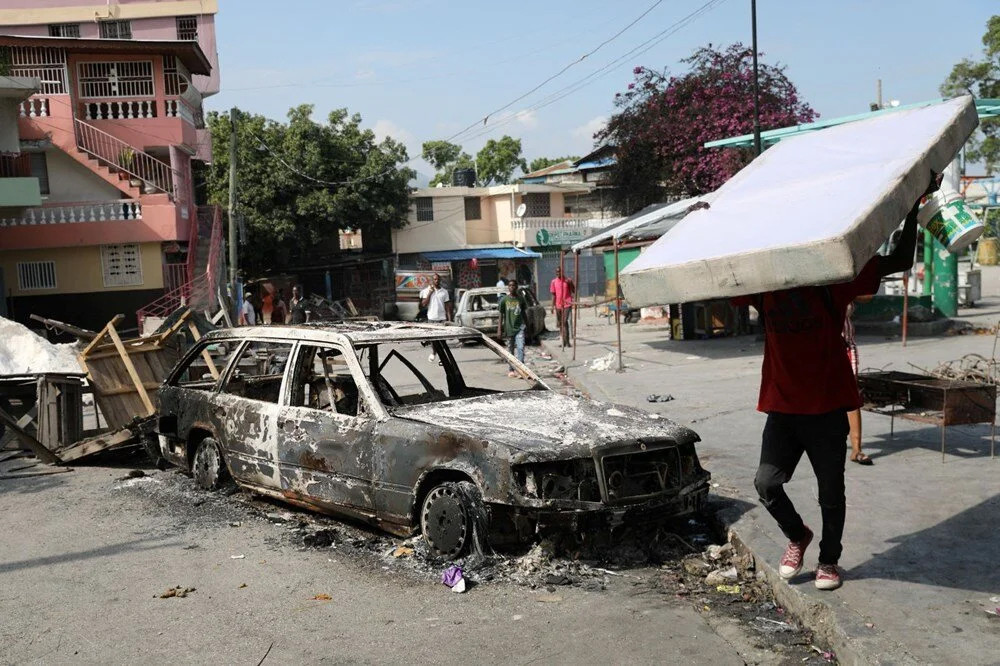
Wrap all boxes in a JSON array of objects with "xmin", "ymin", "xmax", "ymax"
[
  {"xmin": 861, "ymin": 423, "xmax": 996, "ymax": 461},
  {"xmin": 0, "ymin": 535, "xmax": 180, "ymax": 575},
  {"xmin": 643, "ymin": 337, "xmax": 763, "ymax": 362},
  {"xmin": 845, "ymin": 493, "xmax": 1000, "ymax": 593}
]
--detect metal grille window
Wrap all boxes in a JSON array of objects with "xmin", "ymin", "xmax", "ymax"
[
  {"xmin": 463, "ymin": 197, "xmax": 481, "ymax": 221},
  {"xmin": 9, "ymin": 47, "xmax": 67, "ymax": 94},
  {"xmin": 28, "ymin": 153, "xmax": 50, "ymax": 195},
  {"xmin": 101, "ymin": 244, "xmax": 143, "ymax": 287},
  {"xmin": 17, "ymin": 261, "xmax": 57, "ymax": 290},
  {"xmin": 78, "ymin": 61, "xmax": 154, "ymax": 98},
  {"xmin": 162, "ymin": 55, "xmax": 190, "ymax": 96},
  {"xmin": 47, "ymin": 23, "xmax": 80, "ymax": 38},
  {"xmin": 98, "ymin": 19, "xmax": 132, "ymax": 39},
  {"xmin": 176, "ymin": 16, "xmax": 198, "ymax": 40},
  {"xmin": 524, "ymin": 192, "xmax": 551, "ymax": 217},
  {"xmin": 415, "ymin": 197, "xmax": 434, "ymax": 222}
]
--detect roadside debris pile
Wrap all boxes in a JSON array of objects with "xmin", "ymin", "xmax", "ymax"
[
  {"xmin": 0, "ymin": 316, "xmax": 82, "ymax": 375},
  {"xmin": 588, "ymin": 351, "xmax": 619, "ymax": 372},
  {"xmin": 925, "ymin": 352, "xmax": 1000, "ymax": 385}
]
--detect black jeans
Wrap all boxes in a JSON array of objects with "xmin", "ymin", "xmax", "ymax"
[{"xmin": 754, "ymin": 410, "xmax": 849, "ymax": 565}]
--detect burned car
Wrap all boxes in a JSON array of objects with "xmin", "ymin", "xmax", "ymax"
[{"xmin": 157, "ymin": 322, "xmax": 710, "ymax": 557}]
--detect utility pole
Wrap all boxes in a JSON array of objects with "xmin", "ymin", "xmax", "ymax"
[
  {"xmin": 228, "ymin": 107, "xmax": 238, "ymax": 314},
  {"xmin": 877, "ymin": 78, "xmax": 883, "ymax": 110},
  {"xmin": 750, "ymin": 0, "xmax": 762, "ymax": 156}
]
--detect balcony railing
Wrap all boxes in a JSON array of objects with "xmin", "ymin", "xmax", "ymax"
[
  {"xmin": 0, "ymin": 153, "xmax": 31, "ymax": 178},
  {"xmin": 74, "ymin": 118, "xmax": 172, "ymax": 195},
  {"xmin": 81, "ymin": 99, "xmax": 157, "ymax": 120},
  {"xmin": 511, "ymin": 216, "xmax": 623, "ymax": 230},
  {"xmin": 0, "ymin": 200, "xmax": 142, "ymax": 227},
  {"xmin": 19, "ymin": 98, "xmax": 51, "ymax": 118}
]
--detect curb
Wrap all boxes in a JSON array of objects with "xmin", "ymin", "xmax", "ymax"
[{"xmin": 545, "ymin": 338, "xmax": 921, "ymax": 666}]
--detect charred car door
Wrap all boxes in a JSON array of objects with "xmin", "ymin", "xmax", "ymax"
[
  {"xmin": 214, "ymin": 340, "xmax": 294, "ymax": 489},
  {"xmin": 275, "ymin": 343, "xmax": 376, "ymax": 513}
]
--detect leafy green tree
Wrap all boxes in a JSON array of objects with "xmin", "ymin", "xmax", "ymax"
[
  {"xmin": 476, "ymin": 135, "xmax": 527, "ymax": 185},
  {"xmin": 941, "ymin": 15, "xmax": 1000, "ymax": 174},
  {"xmin": 421, "ymin": 140, "xmax": 475, "ymax": 186},
  {"xmin": 207, "ymin": 105, "xmax": 414, "ymax": 275},
  {"xmin": 528, "ymin": 155, "xmax": 579, "ymax": 173}
]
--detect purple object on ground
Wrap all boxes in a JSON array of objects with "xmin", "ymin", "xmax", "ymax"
[{"xmin": 441, "ymin": 565, "xmax": 464, "ymax": 587}]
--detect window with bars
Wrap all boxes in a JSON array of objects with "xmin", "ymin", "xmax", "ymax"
[
  {"xmin": 101, "ymin": 244, "xmax": 143, "ymax": 287},
  {"xmin": 524, "ymin": 192, "xmax": 551, "ymax": 217},
  {"xmin": 176, "ymin": 16, "xmax": 198, "ymax": 40},
  {"xmin": 162, "ymin": 55, "xmax": 190, "ymax": 96},
  {"xmin": 415, "ymin": 197, "xmax": 434, "ymax": 222},
  {"xmin": 98, "ymin": 19, "xmax": 132, "ymax": 39},
  {"xmin": 17, "ymin": 261, "xmax": 57, "ymax": 290},
  {"xmin": 9, "ymin": 46, "xmax": 67, "ymax": 94},
  {"xmin": 28, "ymin": 153, "xmax": 50, "ymax": 195},
  {"xmin": 78, "ymin": 61, "xmax": 154, "ymax": 98},
  {"xmin": 464, "ymin": 197, "xmax": 481, "ymax": 221},
  {"xmin": 47, "ymin": 23, "xmax": 80, "ymax": 38}
]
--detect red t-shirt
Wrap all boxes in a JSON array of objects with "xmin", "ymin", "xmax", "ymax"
[{"xmin": 733, "ymin": 257, "xmax": 882, "ymax": 415}]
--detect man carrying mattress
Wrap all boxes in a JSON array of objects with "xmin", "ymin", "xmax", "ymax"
[{"xmin": 734, "ymin": 172, "xmax": 940, "ymax": 591}]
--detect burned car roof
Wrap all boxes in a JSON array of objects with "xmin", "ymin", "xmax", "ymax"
[{"xmin": 201, "ymin": 321, "xmax": 482, "ymax": 344}]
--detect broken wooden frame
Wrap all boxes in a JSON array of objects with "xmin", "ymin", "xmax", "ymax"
[{"xmin": 858, "ymin": 370, "xmax": 996, "ymax": 460}]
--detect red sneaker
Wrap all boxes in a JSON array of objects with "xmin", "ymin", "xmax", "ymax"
[
  {"xmin": 815, "ymin": 564, "xmax": 842, "ymax": 590},
  {"xmin": 778, "ymin": 526, "xmax": 813, "ymax": 579}
]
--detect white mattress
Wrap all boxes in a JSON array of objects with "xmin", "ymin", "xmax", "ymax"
[{"xmin": 619, "ymin": 96, "xmax": 979, "ymax": 306}]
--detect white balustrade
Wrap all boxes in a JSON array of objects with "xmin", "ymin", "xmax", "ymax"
[
  {"xmin": 511, "ymin": 216, "xmax": 623, "ymax": 230},
  {"xmin": 82, "ymin": 100, "xmax": 157, "ymax": 120},
  {"xmin": 0, "ymin": 200, "xmax": 142, "ymax": 227},
  {"xmin": 18, "ymin": 98, "xmax": 50, "ymax": 118},
  {"xmin": 166, "ymin": 98, "xmax": 199, "ymax": 126}
]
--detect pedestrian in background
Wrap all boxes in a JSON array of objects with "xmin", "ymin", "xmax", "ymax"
[
  {"xmin": 420, "ymin": 273, "xmax": 452, "ymax": 362},
  {"xmin": 288, "ymin": 285, "xmax": 308, "ymax": 324},
  {"xmin": 549, "ymin": 266, "xmax": 575, "ymax": 347},
  {"xmin": 498, "ymin": 279, "xmax": 527, "ymax": 376},
  {"xmin": 238, "ymin": 294, "xmax": 257, "ymax": 326}
]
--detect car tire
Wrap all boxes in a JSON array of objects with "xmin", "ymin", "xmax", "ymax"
[
  {"xmin": 420, "ymin": 480, "xmax": 489, "ymax": 558},
  {"xmin": 191, "ymin": 436, "xmax": 229, "ymax": 491}
]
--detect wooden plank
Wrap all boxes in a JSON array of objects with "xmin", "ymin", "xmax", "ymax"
[
  {"xmin": 28, "ymin": 314, "xmax": 97, "ymax": 340},
  {"xmin": 156, "ymin": 308, "xmax": 193, "ymax": 346},
  {"xmin": 80, "ymin": 314, "xmax": 124, "ymax": 358},
  {"xmin": 95, "ymin": 382, "xmax": 162, "ymax": 397},
  {"xmin": 0, "ymin": 405, "xmax": 36, "ymax": 450},
  {"xmin": 105, "ymin": 320, "xmax": 155, "ymax": 416},
  {"xmin": 57, "ymin": 428, "xmax": 136, "ymax": 462},
  {"xmin": 0, "ymin": 406, "xmax": 61, "ymax": 464},
  {"xmin": 189, "ymin": 321, "xmax": 219, "ymax": 379}
]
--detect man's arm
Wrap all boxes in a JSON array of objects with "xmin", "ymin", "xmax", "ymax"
[
  {"xmin": 445, "ymin": 298, "xmax": 453, "ymax": 322},
  {"xmin": 880, "ymin": 172, "xmax": 942, "ymax": 278}
]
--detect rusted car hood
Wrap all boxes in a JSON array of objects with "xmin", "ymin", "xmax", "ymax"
[{"xmin": 392, "ymin": 391, "xmax": 697, "ymax": 461}]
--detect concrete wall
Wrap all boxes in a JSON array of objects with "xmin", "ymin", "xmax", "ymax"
[
  {"xmin": 393, "ymin": 195, "xmax": 467, "ymax": 254},
  {"xmin": 0, "ymin": 98, "xmax": 20, "ymax": 152},
  {"xmin": 42, "ymin": 147, "xmax": 124, "ymax": 203},
  {"xmin": 0, "ymin": 240, "xmax": 163, "ymax": 297}
]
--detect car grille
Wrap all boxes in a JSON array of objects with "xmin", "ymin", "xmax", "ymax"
[{"xmin": 600, "ymin": 447, "xmax": 682, "ymax": 502}]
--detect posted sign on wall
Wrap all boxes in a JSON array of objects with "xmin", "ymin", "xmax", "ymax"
[{"xmin": 536, "ymin": 227, "xmax": 588, "ymax": 247}]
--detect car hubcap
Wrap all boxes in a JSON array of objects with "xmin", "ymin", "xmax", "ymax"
[{"xmin": 423, "ymin": 486, "xmax": 468, "ymax": 557}]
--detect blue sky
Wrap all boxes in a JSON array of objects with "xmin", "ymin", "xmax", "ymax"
[{"xmin": 208, "ymin": 0, "xmax": 998, "ymax": 180}]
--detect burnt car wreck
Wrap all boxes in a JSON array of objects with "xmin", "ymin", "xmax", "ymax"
[{"xmin": 157, "ymin": 322, "xmax": 710, "ymax": 557}]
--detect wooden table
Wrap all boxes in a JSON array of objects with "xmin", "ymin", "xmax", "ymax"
[{"xmin": 858, "ymin": 371, "xmax": 996, "ymax": 460}]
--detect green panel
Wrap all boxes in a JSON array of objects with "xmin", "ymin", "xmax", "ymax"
[
  {"xmin": 854, "ymin": 295, "xmax": 932, "ymax": 320},
  {"xmin": 602, "ymin": 247, "xmax": 641, "ymax": 276},
  {"xmin": 0, "ymin": 177, "xmax": 42, "ymax": 207}
]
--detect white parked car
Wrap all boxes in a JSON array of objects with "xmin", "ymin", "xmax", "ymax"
[{"xmin": 454, "ymin": 286, "xmax": 546, "ymax": 343}]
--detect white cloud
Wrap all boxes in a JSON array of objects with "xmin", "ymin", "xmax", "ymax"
[
  {"xmin": 514, "ymin": 109, "xmax": 539, "ymax": 129},
  {"xmin": 373, "ymin": 119, "xmax": 414, "ymax": 146},
  {"xmin": 572, "ymin": 115, "xmax": 607, "ymax": 140},
  {"xmin": 354, "ymin": 68, "xmax": 376, "ymax": 81}
]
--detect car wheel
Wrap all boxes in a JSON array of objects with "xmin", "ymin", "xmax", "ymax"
[
  {"xmin": 420, "ymin": 480, "xmax": 488, "ymax": 558},
  {"xmin": 191, "ymin": 436, "xmax": 229, "ymax": 491}
]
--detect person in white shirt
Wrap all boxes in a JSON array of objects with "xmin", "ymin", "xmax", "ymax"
[
  {"xmin": 420, "ymin": 273, "xmax": 452, "ymax": 361},
  {"xmin": 239, "ymin": 295, "xmax": 256, "ymax": 326}
]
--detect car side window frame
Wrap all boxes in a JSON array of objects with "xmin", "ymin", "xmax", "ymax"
[
  {"xmin": 167, "ymin": 337, "xmax": 240, "ymax": 392},
  {"xmin": 215, "ymin": 338, "xmax": 296, "ymax": 406},
  {"xmin": 286, "ymin": 341, "xmax": 378, "ymax": 420}
]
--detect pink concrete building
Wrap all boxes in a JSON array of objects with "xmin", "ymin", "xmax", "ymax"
[{"xmin": 0, "ymin": 1, "xmax": 222, "ymax": 331}]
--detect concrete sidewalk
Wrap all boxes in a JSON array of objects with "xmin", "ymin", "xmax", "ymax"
[{"xmin": 537, "ymin": 282, "xmax": 1000, "ymax": 665}]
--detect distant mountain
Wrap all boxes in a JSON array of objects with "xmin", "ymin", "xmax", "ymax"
[{"xmin": 410, "ymin": 170, "xmax": 431, "ymax": 188}]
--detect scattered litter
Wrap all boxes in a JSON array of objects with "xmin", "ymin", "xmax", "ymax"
[
  {"xmin": 158, "ymin": 586, "xmax": 195, "ymax": 599},
  {"xmin": 606, "ymin": 408, "xmax": 626, "ymax": 418},
  {"xmin": 986, "ymin": 607, "xmax": 1000, "ymax": 618},
  {"xmin": 706, "ymin": 543, "xmax": 733, "ymax": 561},
  {"xmin": 865, "ymin": 622, "xmax": 875, "ymax": 629},
  {"xmin": 752, "ymin": 616, "xmax": 794, "ymax": 633},
  {"xmin": 230, "ymin": 554, "xmax": 245, "ymax": 559},
  {"xmin": 588, "ymin": 352, "xmax": 618, "ymax": 372},
  {"xmin": 229, "ymin": 521, "xmax": 242, "ymax": 527},
  {"xmin": 544, "ymin": 573, "xmax": 572, "ymax": 586},
  {"xmin": 716, "ymin": 584, "xmax": 741, "ymax": 594},
  {"xmin": 266, "ymin": 512, "xmax": 293, "ymax": 523},
  {"xmin": 704, "ymin": 566, "xmax": 738, "ymax": 586},
  {"xmin": 311, "ymin": 593, "xmax": 332, "ymax": 601},
  {"xmin": 392, "ymin": 546, "xmax": 414, "ymax": 558},
  {"xmin": 647, "ymin": 394, "xmax": 675, "ymax": 403},
  {"xmin": 512, "ymin": 614, "xmax": 523, "ymax": 621},
  {"xmin": 302, "ymin": 528, "xmax": 337, "ymax": 548},
  {"xmin": 238, "ymin": 583, "xmax": 247, "ymax": 589},
  {"xmin": 116, "ymin": 469, "xmax": 146, "ymax": 481},
  {"xmin": 810, "ymin": 646, "xmax": 835, "ymax": 662},
  {"xmin": 441, "ymin": 565, "xmax": 466, "ymax": 593},
  {"xmin": 535, "ymin": 594, "xmax": 563, "ymax": 603}
]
